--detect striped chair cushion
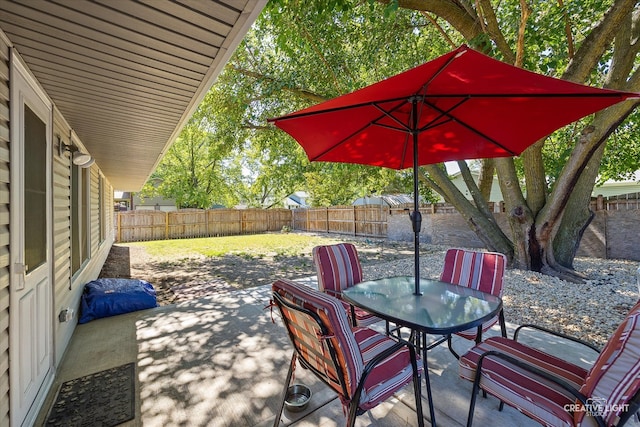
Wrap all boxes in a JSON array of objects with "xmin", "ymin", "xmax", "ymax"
[
  {"xmin": 313, "ymin": 243, "xmax": 381, "ymax": 327},
  {"xmin": 337, "ymin": 299, "xmax": 380, "ymax": 327},
  {"xmin": 353, "ymin": 326, "xmax": 422, "ymax": 410},
  {"xmin": 272, "ymin": 279, "xmax": 419, "ymax": 412},
  {"xmin": 440, "ymin": 249, "xmax": 506, "ymax": 339},
  {"xmin": 440, "ymin": 249, "xmax": 506, "ymax": 295},
  {"xmin": 313, "ymin": 243, "xmax": 363, "ymax": 295},
  {"xmin": 575, "ymin": 301, "xmax": 640, "ymax": 426},
  {"xmin": 272, "ymin": 279, "xmax": 363, "ymax": 397},
  {"xmin": 460, "ymin": 336, "xmax": 589, "ymax": 427}
]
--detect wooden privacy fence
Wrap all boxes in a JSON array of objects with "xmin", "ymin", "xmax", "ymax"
[
  {"xmin": 292, "ymin": 205, "xmax": 389, "ymax": 237},
  {"xmin": 116, "ymin": 208, "xmax": 292, "ymax": 242},
  {"xmin": 116, "ymin": 203, "xmax": 505, "ymax": 242},
  {"xmin": 116, "ymin": 195, "xmax": 640, "ymax": 255},
  {"xmin": 591, "ymin": 193, "xmax": 640, "ymax": 211}
]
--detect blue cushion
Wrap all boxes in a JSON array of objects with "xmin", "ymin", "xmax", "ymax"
[{"xmin": 79, "ymin": 278, "xmax": 157, "ymax": 324}]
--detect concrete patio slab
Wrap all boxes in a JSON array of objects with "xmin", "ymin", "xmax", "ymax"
[{"xmin": 35, "ymin": 279, "xmax": 638, "ymax": 427}]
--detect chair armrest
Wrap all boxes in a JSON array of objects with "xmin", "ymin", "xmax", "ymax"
[
  {"xmin": 362, "ymin": 337, "xmax": 417, "ymax": 378},
  {"xmin": 475, "ymin": 350, "xmax": 606, "ymax": 427},
  {"xmin": 514, "ymin": 324, "xmax": 601, "ymax": 354},
  {"xmin": 354, "ymin": 337, "xmax": 420, "ymax": 405}
]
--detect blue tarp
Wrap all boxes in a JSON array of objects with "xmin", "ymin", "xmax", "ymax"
[{"xmin": 79, "ymin": 278, "xmax": 157, "ymax": 324}]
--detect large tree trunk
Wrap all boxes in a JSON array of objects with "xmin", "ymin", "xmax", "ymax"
[
  {"xmin": 389, "ymin": 0, "xmax": 640, "ymax": 281},
  {"xmin": 422, "ymin": 164, "xmax": 514, "ymax": 258}
]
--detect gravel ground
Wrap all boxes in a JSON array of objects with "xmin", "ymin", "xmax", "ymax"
[{"xmin": 362, "ymin": 246, "xmax": 639, "ymax": 348}]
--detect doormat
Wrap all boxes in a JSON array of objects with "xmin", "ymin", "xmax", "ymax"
[{"xmin": 45, "ymin": 362, "xmax": 135, "ymax": 427}]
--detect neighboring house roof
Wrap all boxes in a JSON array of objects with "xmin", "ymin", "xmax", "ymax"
[
  {"xmin": 113, "ymin": 191, "xmax": 132, "ymax": 201},
  {"xmin": 284, "ymin": 191, "xmax": 308, "ymax": 208},
  {"xmin": 133, "ymin": 195, "xmax": 176, "ymax": 208},
  {"xmin": 353, "ymin": 194, "xmax": 415, "ymax": 207},
  {"xmin": 0, "ymin": 1, "xmax": 267, "ymax": 191},
  {"xmin": 448, "ymin": 169, "xmax": 640, "ymax": 202},
  {"xmin": 447, "ymin": 170, "xmax": 504, "ymax": 203},
  {"xmin": 592, "ymin": 171, "xmax": 640, "ymax": 198}
]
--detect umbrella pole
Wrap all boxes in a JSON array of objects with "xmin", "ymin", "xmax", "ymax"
[{"xmin": 410, "ymin": 98, "xmax": 422, "ymax": 295}]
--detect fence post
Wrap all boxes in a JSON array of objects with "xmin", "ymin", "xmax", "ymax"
[
  {"xmin": 325, "ymin": 207, "xmax": 329, "ymax": 233},
  {"xmin": 165, "ymin": 212, "xmax": 169, "ymax": 240},
  {"xmin": 117, "ymin": 212, "xmax": 121, "ymax": 242},
  {"xmin": 353, "ymin": 205, "xmax": 356, "ymax": 236}
]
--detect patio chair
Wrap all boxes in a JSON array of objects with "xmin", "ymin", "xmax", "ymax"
[
  {"xmin": 436, "ymin": 248, "xmax": 507, "ymax": 358},
  {"xmin": 312, "ymin": 243, "xmax": 380, "ymax": 328},
  {"xmin": 459, "ymin": 300, "xmax": 640, "ymax": 427},
  {"xmin": 271, "ymin": 278, "xmax": 424, "ymax": 427}
]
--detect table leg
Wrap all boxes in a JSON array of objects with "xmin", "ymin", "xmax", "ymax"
[{"xmin": 418, "ymin": 331, "xmax": 437, "ymax": 426}]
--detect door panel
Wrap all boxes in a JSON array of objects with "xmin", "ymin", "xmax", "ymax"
[{"xmin": 10, "ymin": 54, "xmax": 53, "ymax": 427}]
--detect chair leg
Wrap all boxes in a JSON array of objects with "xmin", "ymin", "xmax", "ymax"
[
  {"xmin": 421, "ymin": 332, "xmax": 437, "ymax": 426},
  {"xmin": 346, "ymin": 401, "xmax": 359, "ymax": 427},
  {"xmin": 466, "ymin": 367, "xmax": 483, "ymax": 427},
  {"xmin": 273, "ymin": 352, "xmax": 297, "ymax": 427},
  {"xmin": 498, "ymin": 309, "xmax": 507, "ymax": 338},
  {"xmin": 349, "ymin": 305, "xmax": 357, "ymax": 327},
  {"xmin": 409, "ymin": 345, "xmax": 425, "ymax": 427},
  {"xmin": 447, "ymin": 334, "xmax": 460, "ymax": 359}
]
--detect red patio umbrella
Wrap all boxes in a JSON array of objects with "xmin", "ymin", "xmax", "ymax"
[{"xmin": 268, "ymin": 45, "xmax": 637, "ymax": 295}]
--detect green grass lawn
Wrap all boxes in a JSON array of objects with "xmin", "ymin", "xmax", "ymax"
[{"xmin": 125, "ymin": 232, "xmax": 346, "ymax": 259}]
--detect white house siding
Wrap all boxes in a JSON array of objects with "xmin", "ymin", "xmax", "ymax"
[
  {"xmin": 52, "ymin": 109, "xmax": 74, "ymax": 368},
  {"xmin": 51, "ymin": 112, "xmax": 115, "ymax": 369},
  {"xmin": 0, "ymin": 32, "xmax": 10, "ymax": 427},
  {"xmin": 3, "ymin": 42, "xmax": 116, "ymax": 421},
  {"xmin": 90, "ymin": 166, "xmax": 100, "ymax": 255}
]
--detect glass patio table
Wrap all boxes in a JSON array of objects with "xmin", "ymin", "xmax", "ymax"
[{"xmin": 342, "ymin": 276, "xmax": 503, "ymax": 427}]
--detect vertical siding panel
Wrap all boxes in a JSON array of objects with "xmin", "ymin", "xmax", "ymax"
[
  {"xmin": 51, "ymin": 110, "xmax": 116, "ymax": 368},
  {"xmin": 90, "ymin": 166, "xmax": 99, "ymax": 254},
  {"xmin": 51, "ymin": 108, "xmax": 74, "ymax": 367},
  {"xmin": 0, "ymin": 33, "xmax": 10, "ymax": 426}
]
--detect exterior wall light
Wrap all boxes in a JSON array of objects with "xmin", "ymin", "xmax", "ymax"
[{"xmin": 57, "ymin": 135, "xmax": 94, "ymax": 168}]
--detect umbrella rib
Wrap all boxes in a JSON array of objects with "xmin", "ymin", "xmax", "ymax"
[
  {"xmin": 420, "ymin": 98, "xmax": 519, "ymax": 156},
  {"xmin": 308, "ymin": 100, "xmax": 411, "ymax": 161},
  {"xmin": 417, "ymin": 47, "xmax": 466, "ymax": 95},
  {"xmin": 307, "ymin": 122, "xmax": 374, "ymax": 161},
  {"xmin": 372, "ymin": 102, "xmax": 412, "ymax": 132},
  {"xmin": 309, "ymin": 98, "xmax": 418, "ymax": 162}
]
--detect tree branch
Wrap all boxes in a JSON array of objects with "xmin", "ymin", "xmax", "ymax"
[
  {"xmin": 458, "ymin": 160, "xmax": 497, "ymax": 224},
  {"xmin": 477, "ymin": 158, "xmax": 495, "ymax": 201},
  {"xmin": 298, "ymin": 25, "xmax": 344, "ymax": 94},
  {"xmin": 230, "ymin": 66, "xmax": 328, "ymax": 103},
  {"xmin": 397, "ymin": 0, "xmax": 484, "ymax": 42},
  {"xmin": 557, "ymin": 0, "xmax": 575, "ymax": 59},
  {"xmin": 515, "ymin": 0, "xmax": 531, "ymax": 67},
  {"xmin": 420, "ymin": 11, "xmax": 457, "ymax": 48},
  {"xmin": 478, "ymin": 0, "xmax": 515, "ymax": 62},
  {"xmin": 563, "ymin": 0, "xmax": 637, "ymax": 83}
]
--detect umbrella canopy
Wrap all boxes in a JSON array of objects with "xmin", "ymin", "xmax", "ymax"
[{"xmin": 269, "ymin": 45, "xmax": 637, "ymax": 294}]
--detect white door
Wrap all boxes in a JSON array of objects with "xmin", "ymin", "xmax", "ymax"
[{"xmin": 9, "ymin": 53, "xmax": 53, "ymax": 427}]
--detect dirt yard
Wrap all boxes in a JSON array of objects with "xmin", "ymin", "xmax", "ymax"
[{"xmin": 99, "ymin": 236, "xmax": 415, "ymax": 305}]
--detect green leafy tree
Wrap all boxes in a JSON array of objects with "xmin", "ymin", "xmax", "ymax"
[
  {"xmin": 139, "ymin": 90, "xmax": 245, "ymax": 209},
  {"xmin": 222, "ymin": 0, "xmax": 450, "ymax": 207},
  {"xmin": 229, "ymin": 0, "xmax": 639, "ymax": 282}
]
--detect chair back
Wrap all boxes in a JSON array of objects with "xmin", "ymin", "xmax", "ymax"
[
  {"xmin": 440, "ymin": 248, "xmax": 506, "ymax": 297},
  {"xmin": 575, "ymin": 300, "xmax": 640, "ymax": 426},
  {"xmin": 272, "ymin": 279, "xmax": 363, "ymax": 400},
  {"xmin": 312, "ymin": 243, "xmax": 363, "ymax": 297}
]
